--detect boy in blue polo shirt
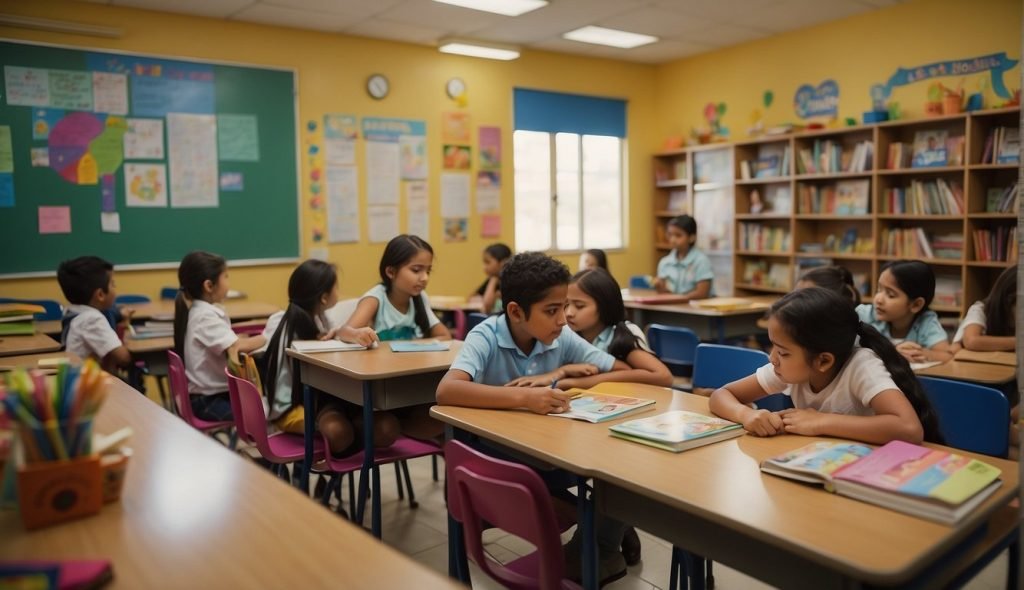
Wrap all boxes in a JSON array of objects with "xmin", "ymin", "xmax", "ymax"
[
  {"xmin": 437, "ymin": 251, "xmax": 631, "ymax": 585},
  {"xmin": 653, "ymin": 214, "xmax": 714, "ymax": 300}
]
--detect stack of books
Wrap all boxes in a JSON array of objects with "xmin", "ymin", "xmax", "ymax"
[
  {"xmin": 882, "ymin": 179, "xmax": 964, "ymax": 215},
  {"xmin": 0, "ymin": 303, "xmax": 44, "ymax": 336},
  {"xmin": 986, "ymin": 185, "xmax": 1018, "ymax": 213},
  {"xmin": 981, "ymin": 126, "xmax": 1020, "ymax": 164},
  {"xmin": 880, "ymin": 227, "xmax": 934, "ymax": 258},
  {"xmin": 609, "ymin": 410, "xmax": 743, "ymax": 452},
  {"xmin": 739, "ymin": 223, "xmax": 791, "ymax": 253},
  {"xmin": 934, "ymin": 276, "xmax": 963, "ymax": 308},
  {"xmin": 931, "ymin": 233, "xmax": 965, "ymax": 259},
  {"xmin": 972, "ymin": 226, "xmax": 1018, "ymax": 262},
  {"xmin": 128, "ymin": 321, "xmax": 174, "ymax": 339},
  {"xmin": 797, "ymin": 180, "xmax": 869, "ymax": 214},
  {"xmin": 886, "ymin": 142, "xmax": 913, "ymax": 169},
  {"xmin": 742, "ymin": 260, "xmax": 791, "ymax": 289}
]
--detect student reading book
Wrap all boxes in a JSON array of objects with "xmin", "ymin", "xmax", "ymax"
[
  {"xmin": 551, "ymin": 389, "xmax": 655, "ymax": 423},
  {"xmin": 760, "ymin": 440, "xmax": 1002, "ymax": 524},
  {"xmin": 609, "ymin": 410, "xmax": 743, "ymax": 452}
]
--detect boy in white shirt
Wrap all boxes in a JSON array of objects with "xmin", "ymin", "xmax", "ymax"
[{"xmin": 57, "ymin": 256, "xmax": 131, "ymax": 372}]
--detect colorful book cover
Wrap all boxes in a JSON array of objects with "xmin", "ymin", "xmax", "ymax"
[
  {"xmin": 762, "ymin": 441, "xmax": 872, "ymax": 482},
  {"xmin": 996, "ymin": 128, "xmax": 1020, "ymax": 164},
  {"xmin": 835, "ymin": 180, "xmax": 869, "ymax": 215},
  {"xmin": 388, "ymin": 340, "xmax": 451, "ymax": 352},
  {"xmin": 609, "ymin": 410, "xmax": 741, "ymax": 443},
  {"xmin": 553, "ymin": 390, "xmax": 656, "ymax": 423},
  {"xmin": 911, "ymin": 130, "xmax": 948, "ymax": 168}
]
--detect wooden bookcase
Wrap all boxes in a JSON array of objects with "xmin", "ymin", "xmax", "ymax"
[{"xmin": 651, "ymin": 106, "xmax": 1020, "ymax": 318}]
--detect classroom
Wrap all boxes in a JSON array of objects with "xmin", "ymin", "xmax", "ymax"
[{"xmin": 0, "ymin": 0, "xmax": 1021, "ymax": 588}]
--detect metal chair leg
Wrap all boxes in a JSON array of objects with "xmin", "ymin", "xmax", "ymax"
[
  {"xmin": 400, "ymin": 460, "xmax": 418, "ymax": 508},
  {"xmin": 395, "ymin": 462, "xmax": 405, "ymax": 500}
]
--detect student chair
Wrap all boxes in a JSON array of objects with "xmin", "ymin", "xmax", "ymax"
[
  {"xmin": 445, "ymin": 439, "xmax": 581, "ymax": 590},
  {"xmin": 628, "ymin": 275, "xmax": 650, "ymax": 289},
  {"xmin": 0, "ymin": 297, "xmax": 63, "ymax": 321},
  {"xmin": 466, "ymin": 312, "xmax": 488, "ymax": 334},
  {"xmin": 114, "ymin": 294, "xmax": 151, "ymax": 305},
  {"xmin": 672, "ymin": 343, "xmax": 771, "ymax": 590},
  {"xmin": 160, "ymin": 287, "xmax": 179, "ymax": 300},
  {"xmin": 647, "ymin": 324, "xmax": 699, "ymax": 388},
  {"xmin": 166, "ymin": 351, "xmax": 236, "ymax": 447},
  {"xmin": 324, "ymin": 298, "xmax": 360, "ymax": 331}
]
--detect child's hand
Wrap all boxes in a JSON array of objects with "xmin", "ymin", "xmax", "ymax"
[
  {"xmin": 505, "ymin": 373, "xmax": 556, "ymax": 387},
  {"xmin": 778, "ymin": 408, "xmax": 826, "ymax": 436},
  {"xmin": 559, "ymin": 363, "xmax": 599, "ymax": 378},
  {"xmin": 343, "ymin": 327, "xmax": 379, "ymax": 348},
  {"xmin": 652, "ymin": 277, "xmax": 669, "ymax": 293},
  {"xmin": 524, "ymin": 388, "xmax": 572, "ymax": 415},
  {"xmin": 320, "ymin": 327, "xmax": 340, "ymax": 341},
  {"xmin": 896, "ymin": 341, "xmax": 926, "ymax": 363},
  {"xmin": 742, "ymin": 409, "xmax": 784, "ymax": 437}
]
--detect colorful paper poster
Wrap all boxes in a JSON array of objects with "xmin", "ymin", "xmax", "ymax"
[
  {"xmin": 4, "ymin": 66, "xmax": 50, "ymax": 106},
  {"xmin": 88, "ymin": 117, "xmax": 127, "ymax": 175},
  {"xmin": 30, "ymin": 148, "xmax": 49, "ymax": 167},
  {"xmin": 0, "ymin": 126, "xmax": 13, "ymax": 173},
  {"xmin": 77, "ymin": 153, "xmax": 99, "ymax": 185},
  {"xmin": 87, "ymin": 53, "xmax": 215, "ymax": 81},
  {"xmin": 444, "ymin": 218, "xmax": 468, "ymax": 242},
  {"xmin": 49, "ymin": 69, "xmax": 93, "ymax": 111},
  {"xmin": 217, "ymin": 114, "xmax": 260, "ymax": 162},
  {"xmin": 443, "ymin": 144, "xmax": 471, "ymax": 170},
  {"xmin": 406, "ymin": 180, "xmax": 429, "ymax": 240},
  {"xmin": 101, "ymin": 174, "xmax": 116, "ymax": 211},
  {"xmin": 479, "ymin": 126, "xmax": 501, "ymax": 170},
  {"xmin": 130, "ymin": 77, "xmax": 215, "ymax": 117},
  {"xmin": 32, "ymin": 109, "xmax": 64, "ymax": 140},
  {"xmin": 92, "ymin": 72, "xmax": 128, "ymax": 115},
  {"xmin": 440, "ymin": 172, "xmax": 470, "ymax": 218},
  {"xmin": 124, "ymin": 163, "xmax": 168, "ymax": 207},
  {"xmin": 100, "ymin": 212, "xmax": 121, "ymax": 233},
  {"xmin": 325, "ymin": 138, "xmax": 355, "ymax": 167},
  {"xmin": 400, "ymin": 134, "xmax": 428, "ymax": 180},
  {"xmin": 48, "ymin": 112, "xmax": 104, "ymax": 184},
  {"xmin": 324, "ymin": 114, "xmax": 358, "ymax": 139},
  {"xmin": 367, "ymin": 205, "xmax": 399, "ymax": 243},
  {"xmin": 219, "ymin": 172, "xmax": 244, "ymax": 191},
  {"xmin": 326, "ymin": 166, "xmax": 359, "ymax": 243},
  {"xmin": 442, "ymin": 112, "xmax": 471, "ymax": 143},
  {"xmin": 476, "ymin": 171, "xmax": 500, "ymax": 213},
  {"xmin": 38, "ymin": 206, "xmax": 72, "ymax": 234},
  {"xmin": 167, "ymin": 113, "xmax": 218, "ymax": 207},
  {"xmin": 794, "ymin": 79, "xmax": 839, "ymax": 119},
  {"xmin": 366, "ymin": 141, "xmax": 400, "ymax": 206},
  {"xmin": 362, "ymin": 118, "xmax": 426, "ymax": 143},
  {"xmin": 481, "ymin": 213, "xmax": 501, "ymax": 238},
  {"xmin": 124, "ymin": 118, "xmax": 164, "ymax": 159},
  {"xmin": 0, "ymin": 173, "xmax": 13, "ymax": 207}
]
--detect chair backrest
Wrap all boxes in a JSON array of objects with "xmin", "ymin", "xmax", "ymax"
[
  {"xmin": 0, "ymin": 298, "xmax": 63, "ymax": 321},
  {"xmin": 754, "ymin": 393, "xmax": 794, "ymax": 412},
  {"xmin": 324, "ymin": 298, "xmax": 360, "ymax": 330},
  {"xmin": 160, "ymin": 287, "xmax": 179, "ymax": 300},
  {"xmin": 692, "ymin": 343, "xmax": 770, "ymax": 390},
  {"xmin": 114, "ymin": 294, "xmax": 151, "ymax": 305},
  {"xmin": 628, "ymin": 275, "xmax": 650, "ymax": 289},
  {"xmin": 445, "ymin": 440, "xmax": 568, "ymax": 590},
  {"xmin": 226, "ymin": 371, "xmax": 278, "ymax": 459},
  {"xmin": 466, "ymin": 312, "xmax": 488, "ymax": 334},
  {"xmin": 918, "ymin": 376, "xmax": 1010, "ymax": 458},
  {"xmin": 224, "ymin": 368, "xmax": 255, "ymax": 445},
  {"xmin": 167, "ymin": 350, "xmax": 199, "ymax": 424},
  {"xmin": 647, "ymin": 324, "xmax": 699, "ymax": 376}
]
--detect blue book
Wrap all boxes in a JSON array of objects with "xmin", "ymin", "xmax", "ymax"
[{"xmin": 389, "ymin": 341, "xmax": 451, "ymax": 352}]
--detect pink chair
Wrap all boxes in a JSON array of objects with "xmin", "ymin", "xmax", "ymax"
[
  {"xmin": 167, "ymin": 351, "xmax": 235, "ymax": 446},
  {"xmin": 446, "ymin": 440, "xmax": 581, "ymax": 590}
]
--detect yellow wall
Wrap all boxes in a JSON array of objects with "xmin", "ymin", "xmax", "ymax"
[
  {"xmin": 0, "ymin": 0, "xmax": 659, "ymax": 306},
  {"xmin": 655, "ymin": 0, "xmax": 1021, "ymax": 143}
]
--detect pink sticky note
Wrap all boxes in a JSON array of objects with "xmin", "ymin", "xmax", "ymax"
[
  {"xmin": 481, "ymin": 213, "xmax": 501, "ymax": 237},
  {"xmin": 38, "ymin": 206, "xmax": 72, "ymax": 234}
]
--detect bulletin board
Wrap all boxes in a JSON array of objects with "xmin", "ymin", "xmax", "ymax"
[{"xmin": 0, "ymin": 40, "xmax": 300, "ymax": 276}]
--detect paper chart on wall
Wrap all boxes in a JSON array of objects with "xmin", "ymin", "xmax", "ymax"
[
  {"xmin": 92, "ymin": 72, "xmax": 128, "ymax": 115},
  {"xmin": 5, "ymin": 66, "xmax": 50, "ymax": 106},
  {"xmin": 476, "ymin": 171, "xmax": 500, "ymax": 213},
  {"xmin": 100, "ymin": 211, "xmax": 121, "ymax": 233},
  {"xmin": 124, "ymin": 163, "xmax": 168, "ymax": 207},
  {"xmin": 217, "ymin": 114, "xmax": 259, "ymax": 162},
  {"xmin": 440, "ymin": 173, "xmax": 470, "ymax": 218},
  {"xmin": 326, "ymin": 166, "xmax": 360, "ymax": 243},
  {"xmin": 49, "ymin": 70, "xmax": 93, "ymax": 111},
  {"xmin": 365, "ymin": 141, "xmax": 399, "ymax": 206},
  {"xmin": 167, "ymin": 113, "xmax": 218, "ymax": 207},
  {"xmin": 406, "ymin": 180, "xmax": 429, "ymax": 240},
  {"xmin": 399, "ymin": 134, "xmax": 427, "ymax": 180},
  {"xmin": 367, "ymin": 205, "xmax": 399, "ymax": 243},
  {"xmin": 325, "ymin": 138, "xmax": 355, "ymax": 167}
]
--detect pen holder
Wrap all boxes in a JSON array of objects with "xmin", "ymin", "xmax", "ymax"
[
  {"xmin": 16, "ymin": 455, "xmax": 103, "ymax": 530},
  {"xmin": 100, "ymin": 448, "xmax": 131, "ymax": 504},
  {"xmin": 17, "ymin": 417, "xmax": 94, "ymax": 465}
]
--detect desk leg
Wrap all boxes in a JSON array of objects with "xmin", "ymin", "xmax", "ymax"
[
  {"xmin": 301, "ymin": 384, "xmax": 313, "ymax": 493},
  {"xmin": 355, "ymin": 381, "xmax": 382, "ymax": 538},
  {"xmin": 577, "ymin": 476, "xmax": 597, "ymax": 590},
  {"xmin": 446, "ymin": 425, "xmax": 472, "ymax": 583},
  {"xmin": 712, "ymin": 317, "xmax": 725, "ymax": 344}
]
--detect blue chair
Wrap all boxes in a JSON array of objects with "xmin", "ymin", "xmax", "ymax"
[
  {"xmin": 648, "ymin": 324, "xmax": 699, "ymax": 377},
  {"xmin": 160, "ymin": 287, "xmax": 179, "ymax": 300},
  {"xmin": 673, "ymin": 343, "xmax": 771, "ymax": 590},
  {"xmin": 465, "ymin": 312, "xmax": 488, "ymax": 334},
  {"xmin": 115, "ymin": 294, "xmax": 151, "ymax": 305},
  {"xmin": 0, "ymin": 297, "xmax": 63, "ymax": 321},
  {"xmin": 629, "ymin": 275, "xmax": 650, "ymax": 289},
  {"xmin": 917, "ymin": 376, "xmax": 1017, "ymax": 589}
]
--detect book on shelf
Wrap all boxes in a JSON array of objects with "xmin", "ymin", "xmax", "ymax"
[
  {"xmin": 764, "ymin": 185, "xmax": 792, "ymax": 214},
  {"xmin": 983, "ymin": 126, "xmax": 1020, "ymax": 164},
  {"xmin": 884, "ymin": 179, "xmax": 963, "ymax": 215},
  {"xmin": 933, "ymin": 276, "xmax": 963, "ymax": 308},
  {"xmin": 742, "ymin": 260, "xmax": 791, "ymax": 289},
  {"xmin": 847, "ymin": 140, "xmax": 874, "ymax": 173},
  {"xmin": 953, "ymin": 349, "xmax": 1016, "ymax": 366},
  {"xmin": 667, "ymin": 190, "xmax": 689, "ymax": 213},
  {"xmin": 821, "ymin": 229, "xmax": 873, "ymax": 255},
  {"xmin": 750, "ymin": 144, "xmax": 789, "ymax": 178},
  {"xmin": 835, "ymin": 180, "xmax": 870, "ymax": 214},
  {"xmin": 986, "ymin": 185, "xmax": 1018, "ymax": 213},
  {"xmin": 886, "ymin": 142, "xmax": 913, "ymax": 169},
  {"xmin": 551, "ymin": 389, "xmax": 656, "ymax": 423},
  {"xmin": 881, "ymin": 227, "xmax": 935, "ymax": 258},
  {"xmin": 972, "ymin": 226, "xmax": 1017, "ymax": 262},
  {"xmin": 740, "ymin": 160, "xmax": 752, "ymax": 180},
  {"xmin": 290, "ymin": 339, "xmax": 367, "ymax": 353},
  {"xmin": 931, "ymin": 233, "xmax": 964, "ymax": 260},
  {"xmin": 911, "ymin": 130, "xmax": 949, "ymax": 168},
  {"xmin": 609, "ymin": 410, "xmax": 743, "ymax": 452},
  {"xmin": 739, "ymin": 223, "xmax": 790, "ymax": 253},
  {"xmin": 760, "ymin": 440, "xmax": 1002, "ymax": 525},
  {"xmin": 945, "ymin": 136, "xmax": 965, "ymax": 166}
]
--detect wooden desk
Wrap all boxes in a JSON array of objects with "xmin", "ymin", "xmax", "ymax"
[
  {"xmin": 0, "ymin": 332, "xmax": 61, "ymax": 357},
  {"xmin": 916, "ymin": 360, "xmax": 1016, "ymax": 385},
  {"xmin": 0, "ymin": 350, "xmax": 80, "ymax": 370},
  {"xmin": 621, "ymin": 290, "xmax": 775, "ymax": 342},
  {"xmin": 288, "ymin": 341, "xmax": 462, "ymax": 537},
  {"xmin": 36, "ymin": 319, "xmax": 62, "ymax": 336},
  {"xmin": 125, "ymin": 301, "xmax": 278, "ymax": 322},
  {"xmin": 432, "ymin": 383, "xmax": 1020, "ymax": 589},
  {"xmin": 0, "ymin": 378, "xmax": 462, "ymax": 589},
  {"xmin": 429, "ymin": 295, "xmax": 478, "ymax": 312}
]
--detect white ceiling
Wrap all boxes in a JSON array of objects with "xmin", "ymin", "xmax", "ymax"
[{"xmin": 80, "ymin": 0, "xmax": 903, "ymax": 64}]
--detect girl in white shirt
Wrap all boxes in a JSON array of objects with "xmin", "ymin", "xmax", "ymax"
[
  {"xmin": 174, "ymin": 251, "xmax": 266, "ymax": 422},
  {"xmin": 954, "ymin": 266, "xmax": 1016, "ymax": 352},
  {"xmin": 710, "ymin": 287, "xmax": 943, "ymax": 445}
]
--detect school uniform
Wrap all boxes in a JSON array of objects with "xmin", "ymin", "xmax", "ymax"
[
  {"xmin": 262, "ymin": 310, "xmax": 329, "ymax": 431},
  {"xmin": 63, "ymin": 304, "xmax": 123, "ymax": 361},
  {"xmin": 855, "ymin": 304, "xmax": 948, "ymax": 348},
  {"xmin": 361, "ymin": 284, "xmax": 441, "ymax": 340},
  {"xmin": 952, "ymin": 301, "xmax": 987, "ymax": 344},
  {"xmin": 656, "ymin": 248, "xmax": 714, "ymax": 295},
  {"xmin": 592, "ymin": 321, "xmax": 652, "ymax": 355},
  {"xmin": 185, "ymin": 300, "xmax": 238, "ymax": 421}
]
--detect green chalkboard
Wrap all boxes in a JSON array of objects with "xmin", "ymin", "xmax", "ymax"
[{"xmin": 0, "ymin": 40, "xmax": 299, "ymax": 276}]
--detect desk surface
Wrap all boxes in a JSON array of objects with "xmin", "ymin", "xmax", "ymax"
[
  {"xmin": 622, "ymin": 290, "xmax": 776, "ymax": 317},
  {"xmin": 0, "ymin": 378, "xmax": 461, "ymax": 589},
  {"xmin": 288, "ymin": 340, "xmax": 463, "ymax": 380},
  {"xmin": 125, "ymin": 300, "xmax": 278, "ymax": 321},
  {"xmin": 124, "ymin": 335, "xmax": 174, "ymax": 355},
  {"xmin": 0, "ymin": 350, "xmax": 80, "ymax": 369},
  {"xmin": 429, "ymin": 295, "xmax": 479, "ymax": 311},
  {"xmin": 916, "ymin": 359, "xmax": 1016, "ymax": 385},
  {"xmin": 432, "ymin": 382, "xmax": 1019, "ymax": 586},
  {"xmin": 36, "ymin": 319, "xmax": 62, "ymax": 336},
  {"xmin": 0, "ymin": 332, "xmax": 61, "ymax": 357}
]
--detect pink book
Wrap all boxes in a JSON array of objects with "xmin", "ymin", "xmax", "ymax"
[{"xmin": 0, "ymin": 560, "xmax": 113, "ymax": 589}]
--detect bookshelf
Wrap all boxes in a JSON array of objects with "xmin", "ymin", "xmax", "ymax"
[
  {"xmin": 652, "ymin": 148, "xmax": 690, "ymax": 249},
  {"xmin": 651, "ymin": 106, "xmax": 1019, "ymax": 319}
]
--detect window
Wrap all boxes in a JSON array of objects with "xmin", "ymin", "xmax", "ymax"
[{"xmin": 512, "ymin": 89, "xmax": 626, "ymax": 252}]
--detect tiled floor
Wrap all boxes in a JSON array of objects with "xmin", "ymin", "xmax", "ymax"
[{"xmin": 321, "ymin": 455, "xmax": 1010, "ymax": 590}]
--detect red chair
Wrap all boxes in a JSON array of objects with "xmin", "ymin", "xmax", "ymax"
[
  {"xmin": 167, "ymin": 351, "xmax": 235, "ymax": 447},
  {"xmin": 446, "ymin": 440, "xmax": 581, "ymax": 590}
]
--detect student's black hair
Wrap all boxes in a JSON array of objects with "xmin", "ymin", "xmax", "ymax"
[
  {"xmin": 484, "ymin": 243, "xmax": 512, "ymax": 262},
  {"xmin": 879, "ymin": 260, "xmax": 935, "ymax": 319},
  {"xmin": 379, "ymin": 234, "xmax": 434, "ymax": 337},
  {"xmin": 571, "ymin": 269, "xmax": 638, "ymax": 360},
  {"xmin": 984, "ymin": 266, "xmax": 1017, "ymax": 337},
  {"xmin": 265, "ymin": 260, "xmax": 337, "ymax": 411},
  {"xmin": 173, "ymin": 251, "xmax": 228, "ymax": 361},
  {"xmin": 798, "ymin": 266, "xmax": 859, "ymax": 306},
  {"xmin": 585, "ymin": 249, "xmax": 609, "ymax": 272},
  {"xmin": 57, "ymin": 256, "xmax": 114, "ymax": 305},
  {"xmin": 500, "ymin": 252, "xmax": 571, "ymax": 319},
  {"xmin": 770, "ymin": 287, "xmax": 943, "ymax": 444},
  {"xmin": 667, "ymin": 214, "xmax": 698, "ymax": 236}
]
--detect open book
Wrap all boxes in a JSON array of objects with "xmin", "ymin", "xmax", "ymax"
[
  {"xmin": 389, "ymin": 340, "xmax": 451, "ymax": 352},
  {"xmin": 954, "ymin": 349, "xmax": 1016, "ymax": 367},
  {"xmin": 550, "ymin": 389, "xmax": 656, "ymax": 423},
  {"xmin": 761, "ymin": 440, "xmax": 1002, "ymax": 525},
  {"xmin": 609, "ymin": 410, "xmax": 743, "ymax": 452},
  {"xmin": 290, "ymin": 339, "xmax": 366, "ymax": 353}
]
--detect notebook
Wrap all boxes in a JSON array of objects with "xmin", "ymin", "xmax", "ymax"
[
  {"xmin": 549, "ymin": 389, "xmax": 656, "ymax": 423},
  {"xmin": 608, "ymin": 410, "xmax": 743, "ymax": 452},
  {"xmin": 953, "ymin": 349, "xmax": 1016, "ymax": 367},
  {"xmin": 289, "ymin": 340, "xmax": 366, "ymax": 353},
  {"xmin": 389, "ymin": 341, "xmax": 452, "ymax": 352},
  {"xmin": 0, "ymin": 559, "xmax": 113, "ymax": 589}
]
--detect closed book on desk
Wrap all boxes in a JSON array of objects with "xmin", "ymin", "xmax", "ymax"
[
  {"xmin": 629, "ymin": 294, "xmax": 689, "ymax": 304},
  {"xmin": 550, "ymin": 389, "xmax": 655, "ymax": 423},
  {"xmin": 0, "ymin": 559, "xmax": 114, "ymax": 589},
  {"xmin": 389, "ymin": 340, "xmax": 451, "ymax": 352},
  {"xmin": 609, "ymin": 410, "xmax": 743, "ymax": 452},
  {"xmin": 289, "ymin": 340, "xmax": 366, "ymax": 353},
  {"xmin": 761, "ymin": 440, "xmax": 1002, "ymax": 525},
  {"xmin": 688, "ymin": 297, "xmax": 761, "ymax": 311},
  {"xmin": 0, "ymin": 321, "xmax": 35, "ymax": 335},
  {"xmin": 954, "ymin": 349, "xmax": 1016, "ymax": 367}
]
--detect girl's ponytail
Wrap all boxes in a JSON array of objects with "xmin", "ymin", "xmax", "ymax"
[
  {"xmin": 173, "ymin": 289, "xmax": 189, "ymax": 360},
  {"xmin": 606, "ymin": 320, "xmax": 641, "ymax": 361}
]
